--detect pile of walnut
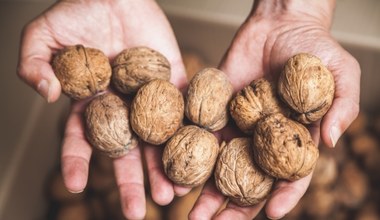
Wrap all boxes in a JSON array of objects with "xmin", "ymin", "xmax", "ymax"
[{"xmin": 53, "ymin": 46, "xmax": 334, "ymax": 207}]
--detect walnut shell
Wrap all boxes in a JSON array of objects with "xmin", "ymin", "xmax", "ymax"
[
  {"xmin": 335, "ymin": 161, "xmax": 368, "ymax": 208},
  {"xmin": 304, "ymin": 188, "xmax": 336, "ymax": 218},
  {"xmin": 230, "ymin": 78, "xmax": 289, "ymax": 134},
  {"xmin": 253, "ymin": 113, "xmax": 319, "ymax": 180},
  {"xmin": 278, "ymin": 53, "xmax": 335, "ymax": 124},
  {"xmin": 310, "ymin": 152, "xmax": 338, "ymax": 188},
  {"xmin": 185, "ymin": 68, "xmax": 233, "ymax": 131},
  {"xmin": 215, "ymin": 138, "xmax": 274, "ymax": 206},
  {"xmin": 85, "ymin": 92, "xmax": 138, "ymax": 158},
  {"xmin": 130, "ymin": 79, "xmax": 184, "ymax": 145},
  {"xmin": 112, "ymin": 46, "xmax": 171, "ymax": 94},
  {"xmin": 162, "ymin": 125, "xmax": 219, "ymax": 187},
  {"xmin": 52, "ymin": 45, "xmax": 111, "ymax": 100}
]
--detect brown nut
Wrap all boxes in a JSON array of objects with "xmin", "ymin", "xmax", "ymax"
[
  {"xmin": 112, "ymin": 46, "xmax": 171, "ymax": 94},
  {"xmin": 304, "ymin": 188, "xmax": 336, "ymax": 218},
  {"xmin": 215, "ymin": 138, "xmax": 274, "ymax": 206},
  {"xmin": 335, "ymin": 161, "xmax": 368, "ymax": 208},
  {"xmin": 162, "ymin": 125, "xmax": 219, "ymax": 187},
  {"xmin": 185, "ymin": 68, "xmax": 233, "ymax": 131},
  {"xmin": 278, "ymin": 53, "xmax": 335, "ymax": 124},
  {"xmin": 85, "ymin": 92, "xmax": 138, "ymax": 158},
  {"xmin": 52, "ymin": 45, "xmax": 111, "ymax": 100},
  {"xmin": 310, "ymin": 152, "xmax": 338, "ymax": 188},
  {"xmin": 253, "ymin": 113, "xmax": 319, "ymax": 180},
  {"xmin": 230, "ymin": 78, "xmax": 289, "ymax": 134},
  {"xmin": 130, "ymin": 79, "xmax": 184, "ymax": 145}
]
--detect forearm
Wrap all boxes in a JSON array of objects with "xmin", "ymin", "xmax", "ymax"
[{"xmin": 251, "ymin": 0, "xmax": 336, "ymax": 29}]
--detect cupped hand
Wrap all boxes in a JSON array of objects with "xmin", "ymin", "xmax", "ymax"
[
  {"xmin": 190, "ymin": 1, "xmax": 360, "ymax": 219},
  {"xmin": 17, "ymin": 0, "xmax": 189, "ymax": 219}
]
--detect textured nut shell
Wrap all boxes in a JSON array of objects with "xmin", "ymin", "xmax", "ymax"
[
  {"xmin": 112, "ymin": 46, "xmax": 171, "ymax": 94},
  {"xmin": 230, "ymin": 78, "xmax": 288, "ymax": 134},
  {"xmin": 253, "ymin": 113, "xmax": 319, "ymax": 180},
  {"xmin": 131, "ymin": 79, "xmax": 184, "ymax": 145},
  {"xmin": 215, "ymin": 138, "xmax": 274, "ymax": 206},
  {"xmin": 185, "ymin": 68, "xmax": 233, "ymax": 131},
  {"xmin": 278, "ymin": 53, "xmax": 335, "ymax": 124},
  {"xmin": 162, "ymin": 125, "xmax": 219, "ymax": 187},
  {"xmin": 335, "ymin": 161, "xmax": 368, "ymax": 208},
  {"xmin": 52, "ymin": 45, "xmax": 111, "ymax": 100},
  {"xmin": 85, "ymin": 93, "xmax": 137, "ymax": 158},
  {"xmin": 310, "ymin": 152, "xmax": 338, "ymax": 188}
]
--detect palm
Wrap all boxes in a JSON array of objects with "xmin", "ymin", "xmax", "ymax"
[
  {"xmin": 191, "ymin": 16, "xmax": 360, "ymax": 220},
  {"xmin": 18, "ymin": 1, "xmax": 188, "ymax": 219}
]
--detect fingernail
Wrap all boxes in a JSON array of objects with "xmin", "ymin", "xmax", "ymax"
[
  {"xmin": 267, "ymin": 215, "xmax": 284, "ymax": 220},
  {"xmin": 37, "ymin": 79, "xmax": 51, "ymax": 102},
  {"xmin": 68, "ymin": 189, "xmax": 84, "ymax": 194},
  {"xmin": 330, "ymin": 124, "xmax": 341, "ymax": 147}
]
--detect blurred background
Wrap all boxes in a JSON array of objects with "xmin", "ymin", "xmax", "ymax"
[{"xmin": 0, "ymin": 0, "xmax": 380, "ymax": 219}]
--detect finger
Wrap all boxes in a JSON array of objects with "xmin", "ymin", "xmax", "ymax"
[
  {"xmin": 17, "ymin": 20, "xmax": 61, "ymax": 102},
  {"xmin": 143, "ymin": 144, "xmax": 175, "ymax": 205},
  {"xmin": 61, "ymin": 102, "xmax": 92, "ymax": 193},
  {"xmin": 265, "ymin": 174, "xmax": 312, "ymax": 219},
  {"xmin": 173, "ymin": 185, "xmax": 192, "ymax": 197},
  {"xmin": 321, "ymin": 53, "xmax": 361, "ymax": 147},
  {"xmin": 265, "ymin": 117, "xmax": 319, "ymax": 219},
  {"xmin": 189, "ymin": 179, "xmax": 226, "ymax": 220},
  {"xmin": 113, "ymin": 147, "xmax": 146, "ymax": 220},
  {"xmin": 214, "ymin": 201, "xmax": 265, "ymax": 220}
]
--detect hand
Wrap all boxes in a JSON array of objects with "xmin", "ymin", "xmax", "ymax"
[
  {"xmin": 190, "ymin": 0, "xmax": 360, "ymax": 219},
  {"xmin": 17, "ymin": 0, "xmax": 189, "ymax": 219}
]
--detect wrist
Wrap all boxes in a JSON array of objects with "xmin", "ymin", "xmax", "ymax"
[{"xmin": 250, "ymin": 0, "xmax": 336, "ymax": 29}]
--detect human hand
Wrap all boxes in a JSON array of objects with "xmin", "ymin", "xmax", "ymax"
[
  {"xmin": 189, "ymin": 0, "xmax": 360, "ymax": 219},
  {"xmin": 17, "ymin": 0, "xmax": 189, "ymax": 219}
]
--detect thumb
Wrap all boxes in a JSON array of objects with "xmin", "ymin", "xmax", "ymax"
[
  {"xmin": 17, "ymin": 21, "xmax": 61, "ymax": 102},
  {"xmin": 321, "ymin": 53, "xmax": 360, "ymax": 147}
]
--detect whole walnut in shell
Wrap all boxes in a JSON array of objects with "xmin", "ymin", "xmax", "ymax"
[
  {"xmin": 215, "ymin": 138, "xmax": 274, "ymax": 206},
  {"xmin": 52, "ymin": 45, "xmax": 111, "ymax": 100},
  {"xmin": 253, "ymin": 113, "xmax": 319, "ymax": 180},
  {"xmin": 278, "ymin": 53, "xmax": 335, "ymax": 124},
  {"xmin": 85, "ymin": 92, "xmax": 138, "ymax": 158},
  {"xmin": 310, "ymin": 152, "xmax": 338, "ymax": 188},
  {"xmin": 162, "ymin": 125, "xmax": 219, "ymax": 187},
  {"xmin": 230, "ymin": 78, "xmax": 288, "ymax": 134},
  {"xmin": 185, "ymin": 68, "xmax": 233, "ymax": 131},
  {"xmin": 112, "ymin": 46, "xmax": 171, "ymax": 94},
  {"xmin": 130, "ymin": 79, "xmax": 184, "ymax": 145}
]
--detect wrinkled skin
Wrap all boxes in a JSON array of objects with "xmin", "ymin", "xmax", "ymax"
[
  {"xmin": 189, "ymin": 1, "xmax": 360, "ymax": 220},
  {"xmin": 17, "ymin": 0, "xmax": 187, "ymax": 219},
  {"xmin": 18, "ymin": 0, "xmax": 360, "ymax": 219}
]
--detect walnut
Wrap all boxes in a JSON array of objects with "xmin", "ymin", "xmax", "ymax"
[
  {"xmin": 253, "ymin": 113, "xmax": 319, "ymax": 180},
  {"xmin": 310, "ymin": 152, "xmax": 338, "ymax": 188},
  {"xmin": 278, "ymin": 53, "xmax": 335, "ymax": 124},
  {"xmin": 304, "ymin": 188, "xmax": 336, "ymax": 218},
  {"xmin": 214, "ymin": 138, "xmax": 274, "ymax": 206},
  {"xmin": 112, "ymin": 46, "xmax": 171, "ymax": 94},
  {"xmin": 162, "ymin": 125, "xmax": 219, "ymax": 187},
  {"xmin": 52, "ymin": 45, "xmax": 111, "ymax": 100},
  {"xmin": 185, "ymin": 68, "xmax": 233, "ymax": 131},
  {"xmin": 335, "ymin": 161, "xmax": 368, "ymax": 208},
  {"xmin": 85, "ymin": 92, "xmax": 138, "ymax": 158},
  {"xmin": 130, "ymin": 79, "xmax": 184, "ymax": 145},
  {"xmin": 230, "ymin": 78, "xmax": 289, "ymax": 134}
]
